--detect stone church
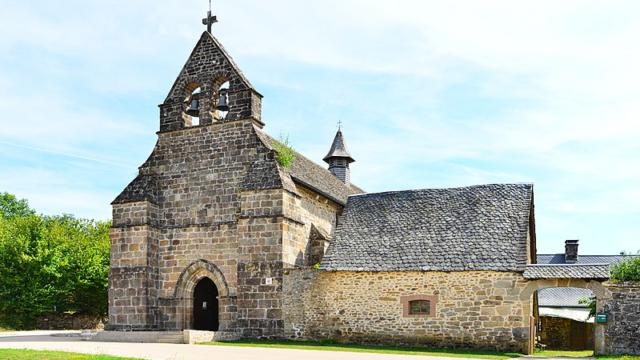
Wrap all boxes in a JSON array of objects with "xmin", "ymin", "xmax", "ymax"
[{"xmin": 107, "ymin": 20, "xmax": 615, "ymax": 353}]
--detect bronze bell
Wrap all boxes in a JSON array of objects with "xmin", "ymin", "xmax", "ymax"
[
  {"xmin": 216, "ymin": 89, "xmax": 230, "ymax": 112},
  {"xmin": 186, "ymin": 99, "xmax": 199, "ymax": 116}
]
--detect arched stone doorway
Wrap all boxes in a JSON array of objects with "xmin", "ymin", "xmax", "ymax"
[
  {"xmin": 174, "ymin": 259, "xmax": 235, "ymax": 331},
  {"xmin": 193, "ymin": 277, "xmax": 219, "ymax": 331}
]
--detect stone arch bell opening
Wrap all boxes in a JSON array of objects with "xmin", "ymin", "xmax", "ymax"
[
  {"xmin": 192, "ymin": 277, "xmax": 219, "ymax": 331},
  {"xmin": 184, "ymin": 84, "xmax": 202, "ymax": 126}
]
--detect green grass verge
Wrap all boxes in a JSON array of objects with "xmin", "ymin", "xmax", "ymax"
[
  {"xmin": 0, "ymin": 349, "xmax": 140, "ymax": 360},
  {"xmin": 533, "ymin": 350, "xmax": 640, "ymax": 359},
  {"xmin": 200, "ymin": 339, "xmax": 522, "ymax": 359},
  {"xmin": 533, "ymin": 350, "xmax": 594, "ymax": 357}
]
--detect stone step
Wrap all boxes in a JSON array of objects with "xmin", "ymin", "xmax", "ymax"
[{"xmin": 156, "ymin": 333, "xmax": 184, "ymax": 344}]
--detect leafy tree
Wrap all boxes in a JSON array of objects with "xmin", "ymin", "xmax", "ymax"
[
  {"xmin": 0, "ymin": 193, "xmax": 110, "ymax": 329},
  {"xmin": 0, "ymin": 192, "xmax": 35, "ymax": 218}
]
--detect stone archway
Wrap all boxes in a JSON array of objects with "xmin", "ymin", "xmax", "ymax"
[
  {"xmin": 174, "ymin": 259, "xmax": 233, "ymax": 331},
  {"xmin": 519, "ymin": 278, "xmax": 611, "ymax": 355}
]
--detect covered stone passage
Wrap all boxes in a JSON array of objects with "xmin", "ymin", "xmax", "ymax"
[
  {"xmin": 521, "ymin": 264, "xmax": 610, "ymax": 355},
  {"xmin": 537, "ymin": 287, "xmax": 595, "ymax": 350}
]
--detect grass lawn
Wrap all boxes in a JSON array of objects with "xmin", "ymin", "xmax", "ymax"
[
  {"xmin": 0, "ymin": 326, "xmax": 14, "ymax": 332},
  {"xmin": 534, "ymin": 350, "xmax": 594, "ymax": 357},
  {"xmin": 532, "ymin": 350, "xmax": 640, "ymax": 359},
  {"xmin": 200, "ymin": 339, "xmax": 523, "ymax": 359},
  {"xmin": 0, "ymin": 349, "xmax": 140, "ymax": 360}
]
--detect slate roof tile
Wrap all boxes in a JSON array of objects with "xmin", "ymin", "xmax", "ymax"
[
  {"xmin": 321, "ymin": 183, "xmax": 533, "ymax": 272},
  {"xmin": 537, "ymin": 254, "xmax": 638, "ymax": 265},
  {"xmin": 112, "ymin": 174, "xmax": 157, "ymax": 205},
  {"xmin": 538, "ymin": 287, "xmax": 593, "ymax": 307},
  {"xmin": 523, "ymin": 264, "xmax": 610, "ymax": 279}
]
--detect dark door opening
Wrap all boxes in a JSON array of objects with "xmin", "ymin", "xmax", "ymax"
[{"xmin": 193, "ymin": 277, "xmax": 219, "ymax": 331}]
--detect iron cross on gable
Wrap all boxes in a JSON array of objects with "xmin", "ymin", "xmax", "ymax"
[{"xmin": 202, "ymin": 0, "xmax": 218, "ymax": 33}]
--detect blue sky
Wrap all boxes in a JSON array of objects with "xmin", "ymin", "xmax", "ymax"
[{"xmin": 1, "ymin": 1, "xmax": 639, "ymax": 255}]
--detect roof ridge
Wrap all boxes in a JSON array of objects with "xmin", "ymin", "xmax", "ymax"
[
  {"xmin": 252, "ymin": 127, "xmax": 364, "ymax": 203},
  {"xmin": 539, "ymin": 254, "xmax": 638, "ymax": 257},
  {"xmin": 528, "ymin": 263, "xmax": 610, "ymax": 266},
  {"xmin": 348, "ymin": 183, "xmax": 533, "ymax": 198},
  {"xmin": 258, "ymin": 130, "xmax": 343, "ymax": 181}
]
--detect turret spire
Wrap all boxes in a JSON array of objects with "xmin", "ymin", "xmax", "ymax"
[{"xmin": 323, "ymin": 127, "xmax": 355, "ymax": 185}]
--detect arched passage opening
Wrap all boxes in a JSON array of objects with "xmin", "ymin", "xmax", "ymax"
[
  {"xmin": 519, "ymin": 275, "xmax": 610, "ymax": 355},
  {"xmin": 536, "ymin": 287, "xmax": 595, "ymax": 350},
  {"xmin": 193, "ymin": 277, "xmax": 219, "ymax": 331}
]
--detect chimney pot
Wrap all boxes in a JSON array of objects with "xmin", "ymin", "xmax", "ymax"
[{"xmin": 565, "ymin": 239, "xmax": 579, "ymax": 263}]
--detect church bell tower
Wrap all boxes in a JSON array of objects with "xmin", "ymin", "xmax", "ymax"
[{"xmin": 158, "ymin": 3, "xmax": 263, "ymax": 132}]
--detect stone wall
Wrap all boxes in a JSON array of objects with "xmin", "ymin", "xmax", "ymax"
[
  {"xmin": 282, "ymin": 185, "xmax": 340, "ymax": 267},
  {"xmin": 37, "ymin": 313, "xmax": 106, "ymax": 330},
  {"xmin": 603, "ymin": 282, "xmax": 640, "ymax": 355},
  {"xmin": 283, "ymin": 269, "xmax": 531, "ymax": 352}
]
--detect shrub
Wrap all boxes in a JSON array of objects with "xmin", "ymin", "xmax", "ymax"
[
  {"xmin": 610, "ymin": 257, "xmax": 640, "ymax": 282},
  {"xmin": 578, "ymin": 296, "xmax": 596, "ymax": 316},
  {"xmin": 273, "ymin": 135, "xmax": 296, "ymax": 169}
]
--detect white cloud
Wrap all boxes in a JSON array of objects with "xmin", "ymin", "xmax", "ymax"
[{"xmin": 0, "ymin": 1, "xmax": 638, "ymax": 252}]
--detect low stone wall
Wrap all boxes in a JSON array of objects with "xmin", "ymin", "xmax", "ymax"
[
  {"xmin": 283, "ymin": 269, "xmax": 531, "ymax": 352},
  {"xmin": 37, "ymin": 313, "xmax": 106, "ymax": 330},
  {"xmin": 603, "ymin": 282, "xmax": 640, "ymax": 355}
]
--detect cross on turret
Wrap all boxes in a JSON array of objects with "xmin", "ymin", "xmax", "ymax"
[{"xmin": 202, "ymin": 0, "xmax": 218, "ymax": 33}]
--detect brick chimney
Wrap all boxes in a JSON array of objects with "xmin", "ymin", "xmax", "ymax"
[{"xmin": 565, "ymin": 239, "xmax": 579, "ymax": 263}]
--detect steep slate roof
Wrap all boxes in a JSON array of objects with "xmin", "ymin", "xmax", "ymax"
[
  {"xmin": 538, "ymin": 287, "xmax": 593, "ymax": 307},
  {"xmin": 254, "ymin": 127, "xmax": 364, "ymax": 205},
  {"xmin": 323, "ymin": 129, "xmax": 355, "ymax": 163},
  {"xmin": 523, "ymin": 264, "xmax": 610, "ymax": 279},
  {"xmin": 321, "ymin": 183, "xmax": 533, "ymax": 272},
  {"xmin": 538, "ymin": 254, "xmax": 637, "ymax": 265},
  {"xmin": 112, "ymin": 174, "xmax": 157, "ymax": 205}
]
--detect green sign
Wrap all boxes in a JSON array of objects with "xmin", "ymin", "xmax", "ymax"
[{"xmin": 596, "ymin": 313, "xmax": 608, "ymax": 324}]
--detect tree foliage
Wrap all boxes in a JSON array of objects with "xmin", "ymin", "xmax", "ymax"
[
  {"xmin": 610, "ymin": 257, "xmax": 640, "ymax": 282},
  {"xmin": 0, "ymin": 193, "xmax": 110, "ymax": 329},
  {"xmin": 0, "ymin": 192, "xmax": 35, "ymax": 219}
]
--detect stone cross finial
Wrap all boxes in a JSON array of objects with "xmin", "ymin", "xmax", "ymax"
[{"xmin": 202, "ymin": 0, "xmax": 218, "ymax": 33}]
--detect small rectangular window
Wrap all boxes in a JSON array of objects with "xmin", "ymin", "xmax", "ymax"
[{"xmin": 409, "ymin": 300, "xmax": 431, "ymax": 315}]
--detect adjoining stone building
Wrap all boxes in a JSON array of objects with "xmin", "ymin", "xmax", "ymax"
[{"xmin": 107, "ymin": 23, "xmax": 632, "ymax": 354}]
